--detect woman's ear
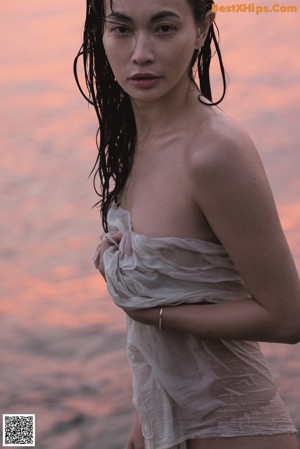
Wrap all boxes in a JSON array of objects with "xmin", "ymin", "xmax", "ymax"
[{"xmin": 195, "ymin": 11, "xmax": 216, "ymax": 49}]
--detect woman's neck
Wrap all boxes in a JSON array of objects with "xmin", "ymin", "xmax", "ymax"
[{"xmin": 131, "ymin": 79, "xmax": 200, "ymax": 143}]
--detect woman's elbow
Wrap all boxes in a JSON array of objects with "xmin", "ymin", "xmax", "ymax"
[
  {"xmin": 278, "ymin": 318, "xmax": 300, "ymax": 344},
  {"xmin": 282, "ymin": 332, "xmax": 300, "ymax": 345},
  {"xmin": 286, "ymin": 328, "xmax": 300, "ymax": 345}
]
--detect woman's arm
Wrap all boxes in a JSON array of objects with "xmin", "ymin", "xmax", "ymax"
[
  {"xmin": 124, "ymin": 411, "xmax": 144, "ymax": 449},
  {"xmin": 126, "ymin": 298, "xmax": 299, "ymax": 343},
  {"xmin": 126, "ymin": 121, "xmax": 300, "ymax": 344}
]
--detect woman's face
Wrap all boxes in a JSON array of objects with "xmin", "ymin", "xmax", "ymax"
[{"xmin": 102, "ymin": 0, "xmax": 203, "ymax": 103}]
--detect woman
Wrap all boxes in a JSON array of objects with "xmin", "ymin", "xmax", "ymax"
[{"xmin": 74, "ymin": 0, "xmax": 300, "ymax": 448}]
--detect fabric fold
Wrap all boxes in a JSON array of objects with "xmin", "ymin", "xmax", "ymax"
[
  {"xmin": 95, "ymin": 203, "xmax": 296, "ymax": 449},
  {"xmin": 101, "ymin": 204, "xmax": 252, "ymax": 312}
]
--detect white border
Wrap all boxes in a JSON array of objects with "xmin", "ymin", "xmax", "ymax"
[{"xmin": 2, "ymin": 414, "xmax": 35, "ymax": 447}]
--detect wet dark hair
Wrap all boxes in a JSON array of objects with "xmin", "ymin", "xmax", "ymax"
[{"xmin": 74, "ymin": 0, "xmax": 227, "ymax": 232}]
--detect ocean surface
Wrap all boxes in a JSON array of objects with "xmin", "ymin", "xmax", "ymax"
[{"xmin": 0, "ymin": 1, "xmax": 299, "ymax": 448}]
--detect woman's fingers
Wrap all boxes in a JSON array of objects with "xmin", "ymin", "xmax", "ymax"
[
  {"xmin": 95, "ymin": 231, "xmax": 123, "ymax": 279},
  {"xmin": 93, "ymin": 239, "xmax": 112, "ymax": 268},
  {"xmin": 103, "ymin": 231, "xmax": 123, "ymax": 245},
  {"xmin": 123, "ymin": 412, "xmax": 145, "ymax": 449}
]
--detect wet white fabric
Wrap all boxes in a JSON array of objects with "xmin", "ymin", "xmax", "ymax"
[{"xmin": 95, "ymin": 203, "xmax": 296, "ymax": 449}]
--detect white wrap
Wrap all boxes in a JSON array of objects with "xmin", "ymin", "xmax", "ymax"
[{"xmin": 95, "ymin": 203, "xmax": 296, "ymax": 449}]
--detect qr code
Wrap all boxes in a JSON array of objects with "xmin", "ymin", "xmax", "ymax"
[{"xmin": 2, "ymin": 414, "xmax": 35, "ymax": 447}]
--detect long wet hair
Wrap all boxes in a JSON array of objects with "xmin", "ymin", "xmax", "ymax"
[{"xmin": 74, "ymin": 0, "xmax": 227, "ymax": 232}]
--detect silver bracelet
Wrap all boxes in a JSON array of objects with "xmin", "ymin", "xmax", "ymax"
[{"xmin": 158, "ymin": 307, "xmax": 164, "ymax": 331}]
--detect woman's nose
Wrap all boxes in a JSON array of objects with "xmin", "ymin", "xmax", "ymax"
[{"xmin": 131, "ymin": 33, "xmax": 154, "ymax": 65}]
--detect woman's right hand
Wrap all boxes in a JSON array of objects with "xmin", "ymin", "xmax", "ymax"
[
  {"xmin": 93, "ymin": 231, "xmax": 123, "ymax": 281},
  {"xmin": 124, "ymin": 411, "xmax": 144, "ymax": 449}
]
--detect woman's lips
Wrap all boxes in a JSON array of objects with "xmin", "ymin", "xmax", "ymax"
[{"xmin": 129, "ymin": 74, "xmax": 161, "ymax": 89}]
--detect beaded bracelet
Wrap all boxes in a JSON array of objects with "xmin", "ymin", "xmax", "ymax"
[{"xmin": 158, "ymin": 307, "xmax": 164, "ymax": 331}]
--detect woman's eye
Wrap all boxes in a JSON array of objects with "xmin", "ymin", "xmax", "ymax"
[
  {"xmin": 106, "ymin": 20, "xmax": 131, "ymax": 36},
  {"xmin": 156, "ymin": 24, "xmax": 176, "ymax": 34},
  {"xmin": 112, "ymin": 25, "xmax": 131, "ymax": 35}
]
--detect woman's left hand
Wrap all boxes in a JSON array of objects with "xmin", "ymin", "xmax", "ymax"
[{"xmin": 93, "ymin": 231, "xmax": 123, "ymax": 281}]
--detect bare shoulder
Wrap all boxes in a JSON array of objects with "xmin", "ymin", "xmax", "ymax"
[
  {"xmin": 186, "ymin": 109, "xmax": 300, "ymax": 328},
  {"xmin": 186, "ymin": 110, "xmax": 278, "ymax": 242},
  {"xmin": 186, "ymin": 111, "xmax": 264, "ymax": 181},
  {"xmin": 186, "ymin": 110, "xmax": 276, "ymax": 238}
]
